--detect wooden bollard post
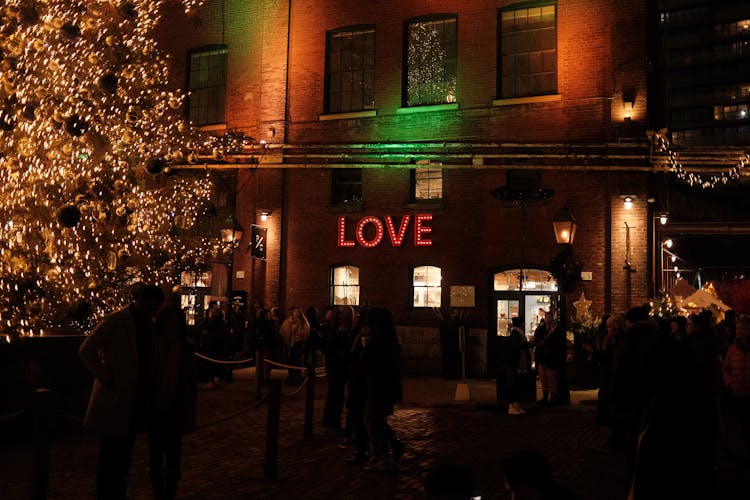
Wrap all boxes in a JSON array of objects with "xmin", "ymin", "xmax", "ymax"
[
  {"xmin": 263, "ymin": 378, "xmax": 281, "ymax": 479},
  {"xmin": 30, "ymin": 387, "xmax": 52, "ymax": 500},
  {"xmin": 256, "ymin": 348, "xmax": 264, "ymax": 400},
  {"xmin": 304, "ymin": 365, "xmax": 315, "ymax": 439}
]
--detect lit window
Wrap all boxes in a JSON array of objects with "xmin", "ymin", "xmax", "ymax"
[
  {"xmin": 188, "ymin": 46, "xmax": 227, "ymax": 126},
  {"xmin": 330, "ymin": 265, "xmax": 360, "ymax": 306},
  {"xmin": 493, "ymin": 269, "xmax": 557, "ymax": 291},
  {"xmin": 412, "ymin": 167, "xmax": 443, "ymax": 201},
  {"xmin": 180, "ymin": 271, "xmax": 212, "ymax": 288},
  {"xmin": 499, "ymin": 3, "xmax": 557, "ymax": 99},
  {"xmin": 413, "ymin": 265, "xmax": 442, "ymax": 307},
  {"xmin": 326, "ymin": 26, "xmax": 376, "ymax": 114},
  {"xmin": 405, "ymin": 16, "xmax": 457, "ymax": 106}
]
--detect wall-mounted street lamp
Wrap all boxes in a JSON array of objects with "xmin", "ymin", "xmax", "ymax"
[
  {"xmin": 659, "ymin": 212, "xmax": 669, "ymax": 225},
  {"xmin": 622, "ymin": 196, "xmax": 634, "ymax": 210},
  {"xmin": 552, "ymin": 206, "xmax": 577, "ymax": 245},
  {"xmin": 220, "ymin": 215, "xmax": 244, "ymax": 245},
  {"xmin": 259, "ymin": 210, "xmax": 271, "ymax": 222}
]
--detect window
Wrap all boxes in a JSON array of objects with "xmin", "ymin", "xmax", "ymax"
[
  {"xmin": 714, "ymin": 104, "xmax": 749, "ymax": 121},
  {"xmin": 326, "ymin": 26, "xmax": 375, "ymax": 114},
  {"xmin": 332, "ymin": 168, "xmax": 362, "ymax": 207},
  {"xmin": 493, "ymin": 269, "xmax": 557, "ymax": 291},
  {"xmin": 411, "ymin": 167, "xmax": 443, "ymax": 201},
  {"xmin": 499, "ymin": 3, "xmax": 556, "ymax": 99},
  {"xmin": 413, "ymin": 265, "xmax": 442, "ymax": 307},
  {"xmin": 330, "ymin": 265, "xmax": 360, "ymax": 305},
  {"xmin": 405, "ymin": 16, "xmax": 457, "ymax": 106},
  {"xmin": 188, "ymin": 46, "xmax": 228, "ymax": 126}
]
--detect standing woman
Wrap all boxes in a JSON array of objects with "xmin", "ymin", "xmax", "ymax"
[
  {"xmin": 149, "ymin": 305, "xmax": 197, "ymax": 500},
  {"xmin": 280, "ymin": 306, "xmax": 310, "ymax": 384}
]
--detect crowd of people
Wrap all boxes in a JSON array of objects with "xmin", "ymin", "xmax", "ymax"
[
  {"xmin": 77, "ymin": 280, "xmax": 749, "ymax": 498},
  {"xmin": 591, "ymin": 305, "xmax": 749, "ymax": 499},
  {"xmin": 197, "ymin": 299, "xmax": 406, "ymax": 472}
]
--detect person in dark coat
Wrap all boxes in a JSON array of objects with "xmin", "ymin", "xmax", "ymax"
[
  {"xmin": 504, "ymin": 316, "xmax": 527, "ymax": 415},
  {"xmin": 79, "ymin": 284, "xmax": 164, "ymax": 500},
  {"xmin": 361, "ymin": 307, "xmax": 403, "ymax": 471},
  {"xmin": 148, "ymin": 305, "xmax": 197, "ymax": 500},
  {"xmin": 322, "ymin": 306, "xmax": 351, "ymax": 430},
  {"xmin": 611, "ymin": 305, "xmax": 659, "ymax": 488},
  {"xmin": 540, "ymin": 310, "xmax": 566, "ymax": 405}
]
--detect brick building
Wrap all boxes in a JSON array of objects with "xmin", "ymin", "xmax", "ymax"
[{"xmin": 163, "ymin": 0, "xmax": 656, "ymax": 376}]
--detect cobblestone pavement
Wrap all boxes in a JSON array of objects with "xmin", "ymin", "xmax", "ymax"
[{"xmin": 1, "ymin": 368, "xmax": 747, "ymax": 499}]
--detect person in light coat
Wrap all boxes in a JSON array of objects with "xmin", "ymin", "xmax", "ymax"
[{"xmin": 79, "ymin": 284, "xmax": 164, "ymax": 500}]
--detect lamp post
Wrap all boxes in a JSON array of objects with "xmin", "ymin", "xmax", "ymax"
[
  {"xmin": 652, "ymin": 213, "xmax": 669, "ymax": 297},
  {"xmin": 552, "ymin": 207, "xmax": 577, "ymax": 245},
  {"xmin": 220, "ymin": 215, "xmax": 244, "ymax": 300}
]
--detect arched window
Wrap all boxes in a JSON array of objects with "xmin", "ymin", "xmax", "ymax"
[
  {"xmin": 413, "ymin": 265, "xmax": 442, "ymax": 307},
  {"xmin": 493, "ymin": 268, "xmax": 557, "ymax": 291},
  {"xmin": 330, "ymin": 265, "xmax": 360, "ymax": 305}
]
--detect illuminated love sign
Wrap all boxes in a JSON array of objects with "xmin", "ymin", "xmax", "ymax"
[{"xmin": 338, "ymin": 214, "xmax": 433, "ymax": 248}]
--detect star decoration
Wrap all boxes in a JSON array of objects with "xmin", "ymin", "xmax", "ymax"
[{"xmin": 573, "ymin": 292, "xmax": 592, "ymax": 321}]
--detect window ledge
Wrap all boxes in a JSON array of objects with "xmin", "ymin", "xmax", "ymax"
[
  {"xmin": 319, "ymin": 110, "xmax": 377, "ymax": 121},
  {"xmin": 407, "ymin": 199, "xmax": 446, "ymax": 210},
  {"xmin": 198, "ymin": 123, "xmax": 228, "ymax": 132},
  {"xmin": 396, "ymin": 103, "xmax": 459, "ymax": 114},
  {"xmin": 492, "ymin": 94, "xmax": 562, "ymax": 106}
]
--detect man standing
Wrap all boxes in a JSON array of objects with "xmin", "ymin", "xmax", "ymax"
[{"xmin": 79, "ymin": 283, "xmax": 165, "ymax": 500}]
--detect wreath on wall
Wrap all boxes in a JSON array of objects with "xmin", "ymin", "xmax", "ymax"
[{"xmin": 551, "ymin": 246, "xmax": 583, "ymax": 294}]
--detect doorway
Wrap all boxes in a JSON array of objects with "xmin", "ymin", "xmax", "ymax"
[{"xmin": 488, "ymin": 268, "xmax": 559, "ymax": 376}]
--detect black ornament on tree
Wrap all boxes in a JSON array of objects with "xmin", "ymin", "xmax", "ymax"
[
  {"xmin": 57, "ymin": 204, "xmax": 82, "ymax": 227},
  {"xmin": 145, "ymin": 156, "xmax": 166, "ymax": 174},
  {"xmin": 22, "ymin": 103, "xmax": 37, "ymax": 121},
  {"xmin": 60, "ymin": 22, "xmax": 81, "ymax": 38},
  {"xmin": 98, "ymin": 73, "xmax": 118, "ymax": 94},
  {"xmin": 20, "ymin": 5, "xmax": 40, "ymax": 25},
  {"xmin": 119, "ymin": 3, "xmax": 138, "ymax": 19},
  {"xmin": 64, "ymin": 114, "xmax": 89, "ymax": 137}
]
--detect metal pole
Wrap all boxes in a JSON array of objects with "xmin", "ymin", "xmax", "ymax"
[
  {"xmin": 263, "ymin": 379, "xmax": 281, "ymax": 479},
  {"xmin": 304, "ymin": 365, "xmax": 315, "ymax": 439},
  {"xmin": 256, "ymin": 348, "xmax": 264, "ymax": 400},
  {"xmin": 30, "ymin": 388, "xmax": 52, "ymax": 500},
  {"xmin": 459, "ymin": 326, "xmax": 466, "ymax": 382}
]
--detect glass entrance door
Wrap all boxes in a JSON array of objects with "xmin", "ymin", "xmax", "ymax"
[{"xmin": 488, "ymin": 268, "xmax": 558, "ymax": 376}]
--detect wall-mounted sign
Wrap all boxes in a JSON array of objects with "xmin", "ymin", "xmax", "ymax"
[
  {"xmin": 337, "ymin": 214, "xmax": 433, "ymax": 248},
  {"xmin": 450, "ymin": 286, "xmax": 475, "ymax": 307},
  {"xmin": 250, "ymin": 225, "xmax": 267, "ymax": 260}
]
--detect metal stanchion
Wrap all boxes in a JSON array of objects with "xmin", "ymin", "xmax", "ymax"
[
  {"xmin": 304, "ymin": 365, "xmax": 315, "ymax": 439},
  {"xmin": 256, "ymin": 348, "xmax": 264, "ymax": 400},
  {"xmin": 263, "ymin": 379, "xmax": 281, "ymax": 479},
  {"xmin": 30, "ymin": 387, "xmax": 52, "ymax": 500}
]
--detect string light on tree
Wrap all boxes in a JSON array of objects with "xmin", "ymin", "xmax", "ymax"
[{"xmin": 0, "ymin": 0, "xmax": 250, "ymax": 336}]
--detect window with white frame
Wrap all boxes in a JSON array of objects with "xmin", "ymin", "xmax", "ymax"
[
  {"xmin": 330, "ymin": 265, "xmax": 360, "ymax": 305},
  {"xmin": 326, "ymin": 26, "xmax": 376, "ymax": 114},
  {"xmin": 498, "ymin": 3, "xmax": 557, "ymax": 99},
  {"xmin": 413, "ymin": 265, "xmax": 442, "ymax": 307},
  {"xmin": 188, "ymin": 46, "xmax": 228, "ymax": 126},
  {"xmin": 412, "ymin": 167, "xmax": 443, "ymax": 201},
  {"xmin": 405, "ymin": 16, "xmax": 457, "ymax": 106}
]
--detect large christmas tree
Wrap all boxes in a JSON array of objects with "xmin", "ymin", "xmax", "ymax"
[{"xmin": 0, "ymin": 0, "xmax": 231, "ymax": 335}]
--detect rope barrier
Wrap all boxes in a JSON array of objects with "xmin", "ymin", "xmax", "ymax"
[
  {"xmin": 196, "ymin": 397, "xmax": 266, "ymax": 429},
  {"xmin": 194, "ymin": 352, "xmax": 255, "ymax": 365},
  {"xmin": 281, "ymin": 376, "xmax": 309, "ymax": 397},
  {"xmin": 262, "ymin": 358, "xmax": 305, "ymax": 370},
  {"xmin": 262, "ymin": 358, "xmax": 327, "ymax": 377}
]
